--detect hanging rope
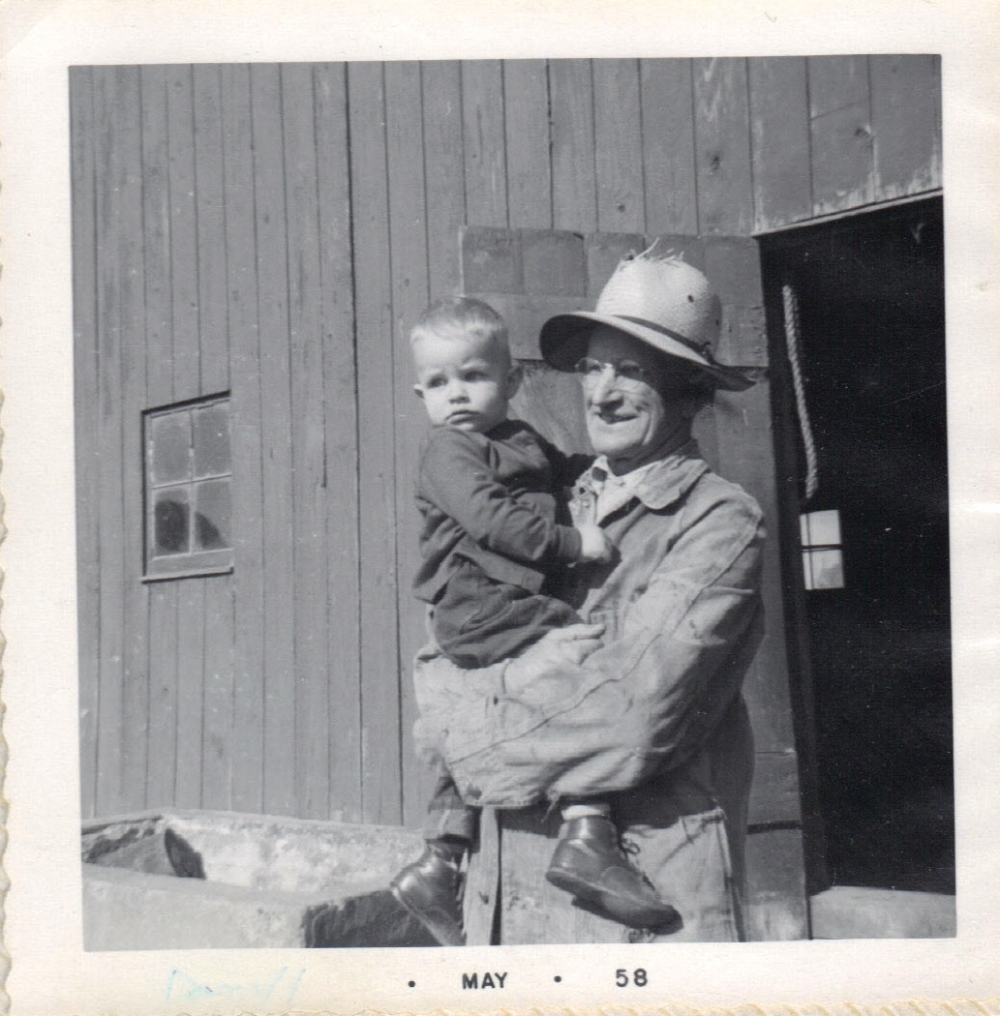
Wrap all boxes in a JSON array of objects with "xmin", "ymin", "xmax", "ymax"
[{"xmin": 782, "ymin": 282, "xmax": 819, "ymax": 502}]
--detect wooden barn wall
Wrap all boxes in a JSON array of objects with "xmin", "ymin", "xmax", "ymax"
[{"xmin": 73, "ymin": 57, "xmax": 942, "ymax": 847}]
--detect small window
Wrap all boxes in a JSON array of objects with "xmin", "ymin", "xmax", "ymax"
[
  {"xmin": 144, "ymin": 395, "xmax": 233, "ymax": 579},
  {"xmin": 800, "ymin": 509, "xmax": 845, "ymax": 591}
]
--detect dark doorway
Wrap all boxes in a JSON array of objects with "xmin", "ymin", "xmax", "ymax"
[{"xmin": 763, "ymin": 198, "xmax": 953, "ymax": 895}]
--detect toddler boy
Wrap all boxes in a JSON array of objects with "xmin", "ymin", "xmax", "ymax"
[{"xmin": 389, "ymin": 297, "xmax": 677, "ymax": 945}]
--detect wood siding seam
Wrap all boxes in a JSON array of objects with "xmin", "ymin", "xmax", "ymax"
[{"xmin": 687, "ymin": 60, "xmax": 701, "ymax": 236}]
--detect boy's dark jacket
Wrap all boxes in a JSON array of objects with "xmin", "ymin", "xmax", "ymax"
[{"xmin": 412, "ymin": 419, "xmax": 592, "ymax": 602}]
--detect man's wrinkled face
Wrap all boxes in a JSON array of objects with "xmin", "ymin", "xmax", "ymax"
[{"xmin": 581, "ymin": 327, "xmax": 690, "ymax": 473}]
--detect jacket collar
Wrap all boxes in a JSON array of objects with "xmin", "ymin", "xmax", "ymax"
[{"xmin": 578, "ymin": 439, "xmax": 709, "ymax": 513}]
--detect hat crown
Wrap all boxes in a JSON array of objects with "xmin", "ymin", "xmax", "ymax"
[{"xmin": 595, "ymin": 255, "xmax": 720, "ymax": 351}]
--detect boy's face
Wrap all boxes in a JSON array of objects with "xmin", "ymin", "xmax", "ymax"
[{"xmin": 412, "ymin": 331, "xmax": 519, "ymax": 433}]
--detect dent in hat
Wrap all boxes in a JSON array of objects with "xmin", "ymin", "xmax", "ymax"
[{"xmin": 540, "ymin": 249, "xmax": 758, "ymax": 392}]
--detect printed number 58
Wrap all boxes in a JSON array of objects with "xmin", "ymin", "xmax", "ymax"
[{"xmin": 616, "ymin": 969, "xmax": 647, "ymax": 987}]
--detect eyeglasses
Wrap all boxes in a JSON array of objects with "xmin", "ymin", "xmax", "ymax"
[{"xmin": 573, "ymin": 357, "xmax": 663, "ymax": 391}]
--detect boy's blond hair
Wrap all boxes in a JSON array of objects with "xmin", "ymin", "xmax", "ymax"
[{"xmin": 410, "ymin": 297, "xmax": 511, "ymax": 370}]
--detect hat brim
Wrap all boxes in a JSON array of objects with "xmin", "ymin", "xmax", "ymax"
[{"xmin": 539, "ymin": 312, "xmax": 757, "ymax": 392}]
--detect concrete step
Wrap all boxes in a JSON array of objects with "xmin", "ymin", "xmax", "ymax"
[
  {"xmin": 81, "ymin": 809, "xmax": 439, "ymax": 950},
  {"xmin": 809, "ymin": 885, "xmax": 956, "ymax": 939}
]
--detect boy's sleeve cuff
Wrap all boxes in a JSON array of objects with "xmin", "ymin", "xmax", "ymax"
[{"xmin": 554, "ymin": 525, "xmax": 582, "ymax": 563}]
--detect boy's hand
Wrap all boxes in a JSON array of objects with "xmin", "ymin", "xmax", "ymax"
[{"xmin": 575, "ymin": 523, "xmax": 614, "ymax": 564}]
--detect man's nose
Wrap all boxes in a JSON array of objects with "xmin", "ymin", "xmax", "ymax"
[{"xmin": 589, "ymin": 365, "xmax": 623, "ymax": 403}]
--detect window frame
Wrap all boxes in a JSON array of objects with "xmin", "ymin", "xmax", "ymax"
[{"xmin": 142, "ymin": 393, "xmax": 234, "ymax": 582}]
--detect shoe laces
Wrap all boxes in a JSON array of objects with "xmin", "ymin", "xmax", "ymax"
[
  {"xmin": 618, "ymin": 834, "xmax": 660, "ymax": 893},
  {"xmin": 619, "ymin": 835, "xmax": 641, "ymax": 857}
]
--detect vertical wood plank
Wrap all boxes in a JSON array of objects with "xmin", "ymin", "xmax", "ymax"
[
  {"xmin": 349, "ymin": 62, "xmax": 403, "ymax": 825},
  {"xmin": 281, "ymin": 63, "xmax": 330, "ymax": 820},
  {"xmin": 870, "ymin": 55, "xmax": 942, "ymax": 200},
  {"xmin": 92, "ymin": 66, "xmax": 142, "ymax": 815},
  {"xmin": 70, "ymin": 66, "xmax": 101, "ymax": 819},
  {"xmin": 549, "ymin": 59, "xmax": 597, "ymax": 233},
  {"xmin": 704, "ymin": 236, "xmax": 794, "ymax": 754},
  {"xmin": 141, "ymin": 66, "xmax": 175, "ymax": 409},
  {"xmin": 167, "ymin": 65, "xmax": 206, "ymax": 811},
  {"xmin": 503, "ymin": 59, "xmax": 552, "ymax": 229},
  {"xmin": 808, "ymin": 56, "xmax": 874, "ymax": 215},
  {"xmin": 167, "ymin": 65, "xmax": 201, "ymax": 401},
  {"xmin": 174, "ymin": 579, "xmax": 206, "ymax": 807},
  {"xmin": 222, "ymin": 63, "xmax": 266, "ymax": 814},
  {"xmin": 749, "ymin": 57, "xmax": 812, "ymax": 232},
  {"xmin": 640, "ymin": 58, "xmax": 698, "ymax": 235},
  {"xmin": 461, "ymin": 60, "xmax": 507, "ymax": 227},
  {"xmin": 593, "ymin": 59, "xmax": 645, "ymax": 233},
  {"xmin": 314, "ymin": 62, "xmax": 363, "ymax": 823},
  {"xmin": 146, "ymin": 584, "xmax": 179, "ymax": 806},
  {"xmin": 422, "ymin": 61, "xmax": 466, "ymax": 298},
  {"xmin": 201, "ymin": 574, "xmax": 235, "ymax": 809},
  {"xmin": 693, "ymin": 58, "xmax": 754, "ymax": 236},
  {"xmin": 808, "ymin": 54, "xmax": 869, "ymax": 117},
  {"xmin": 140, "ymin": 65, "xmax": 176, "ymax": 810},
  {"xmin": 252, "ymin": 63, "xmax": 297, "ymax": 817},
  {"xmin": 119, "ymin": 66, "xmax": 153, "ymax": 813},
  {"xmin": 191, "ymin": 69, "xmax": 234, "ymax": 810},
  {"xmin": 193, "ymin": 64, "xmax": 230, "ymax": 393},
  {"xmin": 386, "ymin": 61, "xmax": 433, "ymax": 828}
]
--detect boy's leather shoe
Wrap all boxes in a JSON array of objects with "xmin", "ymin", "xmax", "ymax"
[
  {"xmin": 390, "ymin": 843, "xmax": 466, "ymax": 946},
  {"xmin": 545, "ymin": 815, "xmax": 679, "ymax": 931}
]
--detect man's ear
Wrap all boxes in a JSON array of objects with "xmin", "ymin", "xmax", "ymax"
[
  {"xmin": 681, "ymin": 388, "xmax": 712, "ymax": 419},
  {"xmin": 413, "ymin": 383, "xmax": 425, "ymax": 401},
  {"xmin": 506, "ymin": 362, "xmax": 523, "ymax": 399}
]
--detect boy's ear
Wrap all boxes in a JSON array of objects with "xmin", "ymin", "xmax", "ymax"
[
  {"xmin": 505, "ymin": 362, "xmax": 523, "ymax": 398},
  {"xmin": 413, "ymin": 383, "xmax": 425, "ymax": 401}
]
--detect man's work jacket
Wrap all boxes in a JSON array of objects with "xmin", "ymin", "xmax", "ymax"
[{"xmin": 412, "ymin": 442, "xmax": 765, "ymax": 943}]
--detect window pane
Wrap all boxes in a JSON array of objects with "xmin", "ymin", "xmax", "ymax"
[
  {"xmin": 154, "ymin": 487, "xmax": 190, "ymax": 555},
  {"xmin": 803, "ymin": 548, "xmax": 845, "ymax": 590},
  {"xmin": 151, "ymin": 412, "xmax": 192, "ymax": 484},
  {"xmin": 800, "ymin": 509, "xmax": 842, "ymax": 548},
  {"xmin": 194, "ymin": 478, "xmax": 231, "ymax": 550},
  {"xmin": 193, "ymin": 401, "xmax": 231, "ymax": 478}
]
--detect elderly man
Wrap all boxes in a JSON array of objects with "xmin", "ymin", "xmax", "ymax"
[{"xmin": 410, "ymin": 251, "xmax": 764, "ymax": 944}]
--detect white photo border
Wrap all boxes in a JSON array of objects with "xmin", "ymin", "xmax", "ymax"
[{"xmin": 2, "ymin": 0, "xmax": 999, "ymax": 1013}]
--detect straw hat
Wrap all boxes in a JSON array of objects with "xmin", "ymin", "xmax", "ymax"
[{"xmin": 540, "ymin": 251, "xmax": 756, "ymax": 392}]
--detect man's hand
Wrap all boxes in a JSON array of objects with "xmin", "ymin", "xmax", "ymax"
[
  {"xmin": 503, "ymin": 623, "xmax": 604, "ymax": 700},
  {"xmin": 575, "ymin": 523, "xmax": 614, "ymax": 564}
]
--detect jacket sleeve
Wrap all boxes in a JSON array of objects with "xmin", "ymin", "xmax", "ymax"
[
  {"xmin": 412, "ymin": 493, "xmax": 764, "ymax": 808},
  {"xmin": 533, "ymin": 432, "xmax": 595, "ymax": 489},
  {"xmin": 419, "ymin": 427, "xmax": 582, "ymax": 566}
]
